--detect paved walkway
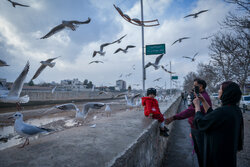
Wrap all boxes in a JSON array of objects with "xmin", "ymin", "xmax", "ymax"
[
  {"xmin": 162, "ymin": 102, "xmax": 198, "ymax": 167},
  {"xmin": 162, "ymin": 101, "xmax": 250, "ymax": 167}
]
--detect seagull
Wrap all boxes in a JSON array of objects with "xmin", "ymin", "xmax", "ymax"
[
  {"xmin": 113, "ymin": 34, "xmax": 127, "ymax": 44},
  {"xmin": 89, "ymin": 61, "xmax": 104, "ymax": 64},
  {"xmin": 144, "ymin": 54, "xmax": 164, "ymax": 70},
  {"xmin": 91, "ymin": 85, "xmax": 95, "ymax": 92},
  {"xmin": 40, "ymin": 18, "xmax": 91, "ymax": 39},
  {"xmin": 92, "ymin": 42, "xmax": 115, "ymax": 57},
  {"xmin": 125, "ymin": 73, "xmax": 132, "ymax": 77},
  {"xmin": 201, "ymin": 35, "xmax": 213, "ymax": 40},
  {"xmin": 0, "ymin": 61, "xmax": 29, "ymax": 110},
  {"xmin": 172, "ymin": 37, "xmax": 190, "ymax": 46},
  {"xmin": 125, "ymin": 93, "xmax": 141, "ymax": 107},
  {"xmin": 0, "ymin": 59, "xmax": 9, "ymax": 67},
  {"xmin": 9, "ymin": 112, "xmax": 53, "ymax": 148},
  {"xmin": 119, "ymin": 74, "xmax": 123, "ymax": 78},
  {"xmin": 184, "ymin": 10, "xmax": 209, "ymax": 18},
  {"xmin": 51, "ymin": 86, "xmax": 57, "ymax": 94},
  {"xmin": 161, "ymin": 66, "xmax": 176, "ymax": 74},
  {"xmin": 31, "ymin": 56, "xmax": 59, "ymax": 81},
  {"xmin": 132, "ymin": 65, "xmax": 136, "ymax": 70},
  {"xmin": 153, "ymin": 77, "xmax": 162, "ymax": 82},
  {"xmin": 79, "ymin": 102, "xmax": 105, "ymax": 120},
  {"xmin": 98, "ymin": 91, "xmax": 114, "ymax": 98},
  {"xmin": 183, "ymin": 52, "xmax": 199, "ymax": 62},
  {"xmin": 7, "ymin": 0, "xmax": 29, "ymax": 8},
  {"xmin": 55, "ymin": 103, "xmax": 79, "ymax": 111},
  {"xmin": 114, "ymin": 45, "xmax": 136, "ymax": 54}
]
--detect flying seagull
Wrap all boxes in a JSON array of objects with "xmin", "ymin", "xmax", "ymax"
[
  {"xmin": 201, "ymin": 35, "xmax": 213, "ymax": 40},
  {"xmin": 92, "ymin": 42, "xmax": 115, "ymax": 57},
  {"xmin": 161, "ymin": 66, "xmax": 176, "ymax": 74},
  {"xmin": 114, "ymin": 45, "xmax": 136, "ymax": 54},
  {"xmin": 113, "ymin": 34, "xmax": 127, "ymax": 44},
  {"xmin": 40, "ymin": 18, "xmax": 91, "ymax": 39},
  {"xmin": 144, "ymin": 54, "xmax": 164, "ymax": 70},
  {"xmin": 89, "ymin": 61, "xmax": 104, "ymax": 64},
  {"xmin": 31, "ymin": 56, "xmax": 59, "ymax": 81},
  {"xmin": 183, "ymin": 52, "xmax": 199, "ymax": 62},
  {"xmin": 153, "ymin": 77, "xmax": 162, "ymax": 82},
  {"xmin": 125, "ymin": 73, "xmax": 132, "ymax": 77},
  {"xmin": 9, "ymin": 112, "xmax": 53, "ymax": 148},
  {"xmin": 0, "ymin": 61, "xmax": 30, "ymax": 109},
  {"xmin": 0, "ymin": 59, "xmax": 9, "ymax": 67},
  {"xmin": 132, "ymin": 64, "xmax": 136, "ymax": 70},
  {"xmin": 184, "ymin": 10, "xmax": 209, "ymax": 18},
  {"xmin": 125, "ymin": 93, "xmax": 141, "ymax": 107},
  {"xmin": 79, "ymin": 102, "xmax": 105, "ymax": 120},
  {"xmin": 172, "ymin": 37, "xmax": 190, "ymax": 46},
  {"xmin": 7, "ymin": 0, "xmax": 29, "ymax": 8},
  {"xmin": 119, "ymin": 74, "xmax": 123, "ymax": 78},
  {"xmin": 51, "ymin": 86, "xmax": 57, "ymax": 94}
]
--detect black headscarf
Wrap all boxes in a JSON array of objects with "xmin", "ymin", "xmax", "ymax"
[{"xmin": 220, "ymin": 82, "xmax": 242, "ymax": 106}]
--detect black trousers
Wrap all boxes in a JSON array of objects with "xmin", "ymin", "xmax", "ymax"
[{"xmin": 191, "ymin": 128, "xmax": 204, "ymax": 167}]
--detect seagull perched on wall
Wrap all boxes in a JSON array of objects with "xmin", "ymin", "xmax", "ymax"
[
  {"xmin": 144, "ymin": 54, "xmax": 164, "ymax": 70},
  {"xmin": 184, "ymin": 10, "xmax": 209, "ymax": 18},
  {"xmin": 31, "ymin": 56, "xmax": 60, "ymax": 81},
  {"xmin": 0, "ymin": 59, "xmax": 9, "ymax": 67},
  {"xmin": 40, "ymin": 18, "xmax": 91, "ymax": 39},
  {"xmin": 0, "ymin": 61, "xmax": 29, "ymax": 110},
  {"xmin": 9, "ymin": 112, "xmax": 53, "ymax": 148},
  {"xmin": 89, "ymin": 61, "xmax": 104, "ymax": 64},
  {"xmin": 172, "ymin": 37, "xmax": 190, "ymax": 46},
  {"xmin": 7, "ymin": 0, "xmax": 29, "ymax": 8},
  {"xmin": 114, "ymin": 45, "xmax": 136, "ymax": 54},
  {"xmin": 183, "ymin": 52, "xmax": 199, "ymax": 62},
  {"xmin": 113, "ymin": 34, "xmax": 127, "ymax": 44}
]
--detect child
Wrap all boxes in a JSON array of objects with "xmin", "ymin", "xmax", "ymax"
[{"xmin": 142, "ymin": 88, "xmax": 169, "ymax": 137}]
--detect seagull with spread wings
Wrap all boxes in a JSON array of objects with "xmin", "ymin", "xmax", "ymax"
[
  {"xmin": 0, "ymin": 59, "xmax": 9, "ymax": 67},
  {"xmin": 183, "ymin": 52, "xmax": 199, "ymax": 62},
  {"xmin": 40, "ymin": 18, "xmax": 91, "ymax": 39},
  {"xmin": 184, "ymin": 9, "xmax": 209, "ymax": 18},
  {"xmin": 7, "ymin": 0, "xmax": 29, "ymax": 8},
  {"xmin": 125, "ymin": 73, "xmax": 132, "ymax": 77},
  {"xmin": 92, "ymin": 42, "xmax": 115, "ymax": 57},
  {"xmin": 114, "ymin": 45, "xmax": 136, "ymax": 54},
  {"xmin": 201, "ymin": 35, "xmax": 213, "ymax": 40},
  {"xmin": 0, "ymin": 61, "xmax": 30, "ymax": 110},
  {"xmin": 31, "ymin": 56, "xmax": 60, "ymax": 81},
  {"xmin": 161, "ymin": 66, "xmax": 176, "ymax": 74},
  {"xmin": 113, "ymin": 34, "xmax": 127, "ymax": 44},
  {"xmin": 172, "ymin": 37, "xmax": 190, "ymax": 46},
  {"xmin": 153, "ymin": 77, "xmax": 162, "ymax": 82},
  {"xmin": 89, "ymin": 61, "xmax": 104, "ymax": 64},
  {"xmin": 144, "ymin": 54, "xmax": 164, "ymax": 70}
]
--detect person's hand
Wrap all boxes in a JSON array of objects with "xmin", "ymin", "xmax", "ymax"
[
  {"xmin": 165, "ymin": 117, "xmax": 174, "ymax": 125},
  {"xmin": 198, "ymin": 93, "xmax": 205, "ymax": 102},
  {"xmin": 193, "ymin": 97, "xmax": 201, "ymax": 112}
]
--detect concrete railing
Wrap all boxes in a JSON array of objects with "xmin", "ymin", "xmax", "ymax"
[{"xmin": 109, "ymin": 96, "xmax": 182, "ymax": 167}]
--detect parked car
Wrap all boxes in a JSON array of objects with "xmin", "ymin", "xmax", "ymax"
[{"xmin": 240, "ymin": 95, "xmax": 250, "ymax": 111}]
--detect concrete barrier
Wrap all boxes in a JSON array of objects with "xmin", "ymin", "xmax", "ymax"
[{"xmin": 110, "ymin": 96, "xmax": 182, "ymax": 167}]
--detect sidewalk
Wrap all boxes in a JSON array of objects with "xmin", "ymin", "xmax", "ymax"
[
  {"xmin": 162, "ymin": 102, "xmax": 250, "ymax": 167},
  {"xmin": 162, "ymin": 102, "xmax": 199, "ymax": 167}
]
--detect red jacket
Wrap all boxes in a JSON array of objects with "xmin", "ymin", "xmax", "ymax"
[{"xmin": 142, "ymin": 97, "xmax": 161, "ymax": 116}]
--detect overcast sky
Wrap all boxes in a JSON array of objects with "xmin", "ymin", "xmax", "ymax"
[{"xmin": 0, "ymin": 0, "xmax": 235, "ymax": 89}]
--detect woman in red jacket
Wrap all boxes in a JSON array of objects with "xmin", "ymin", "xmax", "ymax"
[{"xmin": 142, "ymin": 88, "xmax": 169, "ymax": 137}]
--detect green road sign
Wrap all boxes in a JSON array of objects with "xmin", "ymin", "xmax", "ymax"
[
  {"xmin": 172, "ymin": 76, "xmax": 178, "ymax": 80},
  {"xmin": 146, "ymin": 44, "xmax": 165, "ymax": 55}
]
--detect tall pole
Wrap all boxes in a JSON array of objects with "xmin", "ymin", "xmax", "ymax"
[
  {"xmin": 170, "ymin": 61, "xmax": 172, "ymax": 94},
  {"xmin": 140, "ymin": 0, "xmax": 145, "ymax": 92}
]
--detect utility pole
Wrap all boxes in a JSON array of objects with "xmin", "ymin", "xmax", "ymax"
[{"xmin": 140, "ymin": 0, "xmax": 145, "ymax": 92}]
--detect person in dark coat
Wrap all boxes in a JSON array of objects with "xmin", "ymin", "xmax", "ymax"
[{"xmin": 193, "ymin": 81, "xmax": 244, "ymax": 167}]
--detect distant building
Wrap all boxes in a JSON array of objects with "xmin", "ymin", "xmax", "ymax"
[
  {"xmin": 116, "ymin": 80, "xmax": 126, "ymax": 91},
  {"xmin": 0, "ymin": 78, "xmax": 7, "ymax": 87},
  {"xmin": 60, "ymin": 78, "xmax": 87, "ymax": 91}
]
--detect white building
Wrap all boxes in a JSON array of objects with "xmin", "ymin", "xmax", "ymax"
[{"xmin": 60, "ymin": 78, "xmax": 87, "ymax": 91}]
